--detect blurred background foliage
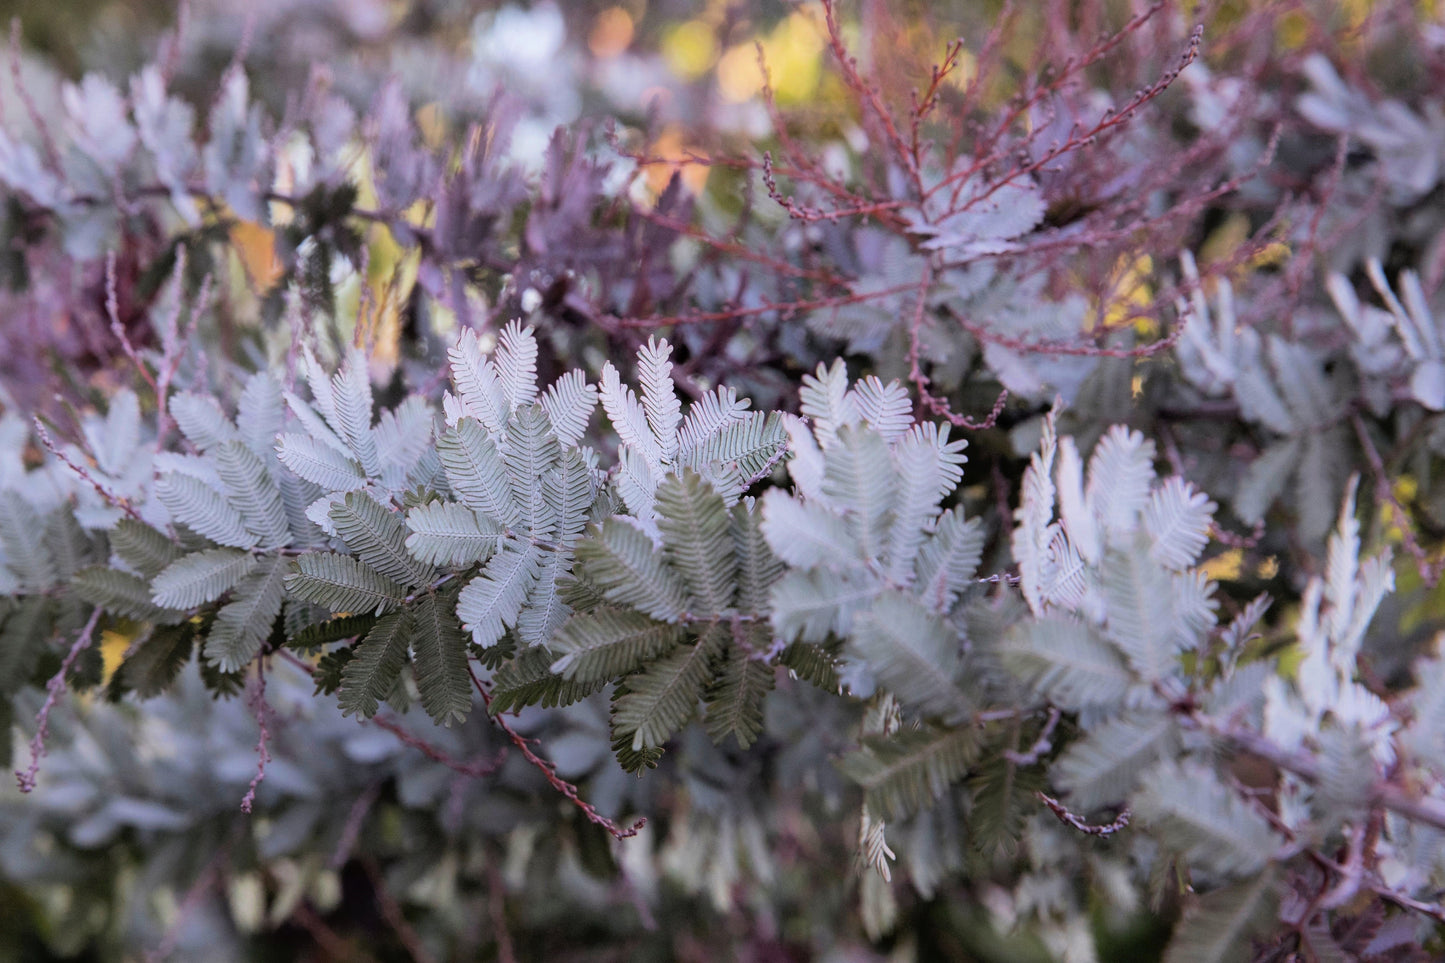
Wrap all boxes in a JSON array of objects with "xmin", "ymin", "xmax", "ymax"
[{"xmin": 4, "ymin": 0, "xmax": 1445, "ymax": 960}]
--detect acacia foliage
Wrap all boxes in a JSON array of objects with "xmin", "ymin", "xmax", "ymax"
[{"xmin": 5, "ymin": 1, "xmax": 1445, "ymax": 961}]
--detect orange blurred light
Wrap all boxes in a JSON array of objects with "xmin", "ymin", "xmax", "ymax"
[{"xmin": 590, "ymin": 7, "xmax": 635, "ymax": 59}]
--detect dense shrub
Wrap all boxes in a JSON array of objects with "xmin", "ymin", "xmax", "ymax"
[{"xmin": 5, "ymin": 1, "xmax": 1445, "ymax": 960}]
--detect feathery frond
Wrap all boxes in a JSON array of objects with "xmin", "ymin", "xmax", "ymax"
[
  {"xmin": 838, "ymin": 726, "xmax": 982, "ymax": 820},
  {"xmin": 550, "ymin": 608, "xmax": 686, "ymax": 681},
  {"xmin": 150, "ymin": 548, "xmax": 257, "ymax": 609},
  {"xmin": 286, "ymin": 552, "xmax": 407, "ymax": 614},
  {"xmin": 337, "ymin": 609, "xmax": 410, "ymax": 718},
  {"xmin": 404, "ymin": 501, "xmax": 504, "ymax": 567}
]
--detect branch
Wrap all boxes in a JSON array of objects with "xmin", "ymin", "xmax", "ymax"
[{"xmin": 15, "ymin": 606, "xmax": 103, "ymax": 792}]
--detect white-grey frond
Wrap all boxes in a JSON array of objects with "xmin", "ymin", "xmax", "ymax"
[
  {"xmin": 329, "ymin": 354, "xmax": 381, "ymax": 478},
  {"xmin": 277, "ymin": 433, "xmax": 367, "ymax": 492},
  {"xmin": 171, "ymin": 392, "xmax": 239, "ymax": 452},
  {"xmin": 678, "ymin": 386, "xmax": 750, "ymax": 463},
  {"xmin": 539, "ymin": 369, "xmax": 598, "ymax": 447},
  {"xmin": 447, "ymin": 327, "xmax": 509, "ymax": 433},
  {"xmin": 637, "ymin": 336, "xmax": 681, "ymax": 464},
  {"xmin": 283, "ymin": 390, "xmax": 351, "ymax": 457},
  {"xmin": 599, "ymin": 360, "xmax": 664, "ymax": 477},
  {"xmin": 496, "ymin": 320, "xmax": 539, "ymax": 413},
  {"xmin": 853, "ymin": 376, "xmax": 913, "ymax": 441},
  {"xmin": 1143, "ymin": 477, "xmax": 1217, "ymax": 571},
  {"xmin": 799, "ymin": 359, "xmax": 859, "ymax": 449},
  {"xmin": 1085, "ymin": 425, "xmax": 1156, "ymax": 542},
  {"xmin": 236, "ymin": 371, "xmax": 285, "ymax": 464},
  {"xmin": 456, "ymin": 541, "xmax": 541, "ymax": 647}
]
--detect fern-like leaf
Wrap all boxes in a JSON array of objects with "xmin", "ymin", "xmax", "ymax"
[
  {"xmin": 330, "ymin": 354, "xmax": 381, "ymax": 477},
  {"xmin": 171, "ymin": 392, "xmax": 239, "ymax": 451},
  {"xmin": 704, "ymin": 640, "xmax": 776, "ymax": 749},
  {"xmin": 490, "ymin": 644, "xmax": 606, "ymax": 713},
  {"xmin": 574, "ymin": 519, "xmax": 687, "ymax": 621},
  {"xmin": 276, "ymin": 433, "xmax": 367, "ymax": 492},
  {"xmin": 73, "ymin": 566, "xmax": 186, "ymax": 623},
  {"xmin": 236, "ymin": 371, "xmax": 285, "ymax": 462},
  {"xmin": 838, "ymin": 726, "xmax": 982, "ymax": 821},
  {"xmin": 730, "ymin": 501, "xmax": 782, "ymax": 615},
  {"xmin": 1102, "ymin": 537, "xmax": 1183, "ymax": 681},
  {"xmin": 410, "ymin": 590, "xmax": 473, "ymax": 725},
  {"xmin": 150, "ymin": 548, "xmax": 257, "ymax": 609},
  {"xmin": 1162, "ymin": 869, "xmax": 1279, "ymax": 963},
  {"xmin": 550, "ymin": 608, "xmax": 686, "ymax": 682},
  {"xmin": 912, "ymin": 508, "xmax": 984, "ymax": 611},
  {"xmin": 404, "ymin": 501, "xmax": 504, "ymax": 567},
  {"xmin": 539, "ymin": 369, "xmax": 598, "ymax": 447},
  {"xmin": 1085, "ymin": 425, "xmax": 1156, "ymax": 541},
  {"xmin": 329, "ymin": 491, "xmax": 437, "ymax": 586},
  {"xmin": 447, "ymin": 328, "xmax": 509, "ymax": 432},
  {"xmin": 155, "ymin": 473, "xmax": 258, "ymax": 549},
  {"xmin": 637, "ymin": 337, "xmax": 681, "ymax": 463},
  {"xmin": 1000, "ymin": 615, "xmax": 1133, "ymax": 711},
  {"xmin": 496, "ymin": 320, "xmax": 539, "ymax": 413},
  {"xmin": 852, "ymin": 376, "xmax": 913, "ymax": 440},
  {"xmin": 109, "ymin": 518, "xmax": 183, "ymax": 580},
  {"xmin": 437, "ymin": 418, "xmax": 521, "ymax": 528},
  {"xmin": 849, "ymin": 593, "xmax": 969, "ymax": 721},
  {"xmin": 285, "ymin": 552, "xmax": 407, "ymax": 614},
  {"xmin": 456, "ymin": 542, "xmax": 540, "ymax": 647},
  {"xmin": 116, "ymin": 623, "xmax": 197, "ymax": 698},
  {"xmin": 656, "ymin": 471, "xmax": 736, "ymax": 617},
  {"xmin": 760, "ymin": 489, "xmax": 861, "ymax": 570},
  {"xmin": 1144, "ymin": 478, "xmax": 1216, "ymax": 571},
  {"xmin": 799, "ymin": 359, "xmax": 859, "ymax": 449},
  {"xmin": 1051, "ymin": 710, "xmax": 1178, "ymax": 810},
  {"xmin": 823, "ymin": 426, "xmax": 896, "ymax": 561},
  {"xmin": 1134, "ymin": 758, "xmax": 1284, "ymax": 878},
  {"xmin": 213, "ymin": 440, "xmax": 290, "ymax": 549},
  {"xmin": 612, "ymin": 625, "xmax": 724, "ymax": 752},
  {"xmin": 770, "ymin": 569, "xmax": 880, "ymax": 643},
  {"xmin": 504, "ymin": 405, "xmax": 561, "ymax": 536},
  {"xmin": 204, "ymin": 555, "xmax": 288, "ymax": 671},
  {"xmin": 336, "ymin": 609, "xmax": 409, "ymax": 718}
]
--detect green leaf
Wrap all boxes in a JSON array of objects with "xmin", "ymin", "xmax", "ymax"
[
  {"xmin": 885, "ymin": 424, "xmax": 967, "ymax": 584},
  {"xmin": 703, "ymin": 642, "xmax": 775, "ymax": 749},
  {"xmin": 1162, "ymin": 869, "xmax": 1278, "ymax": 963},
  {"xmin": 777, "ymin": 641, "xmax": 840, "ymax": 691},
  {"xmin": 456, "ymin": 542, "xmax": 539, "ymax": 647},
  {"xmin": 0, "ymin": 597, "xmax": 53, "ymax": 695},
  {"xmin": 214, "ymin": 440, "xmax": 291, "ymax": 549},
  {"xmin": 550, "ymin": 608, "xmax": 685, "ymax": 682},
  {"xmin": 151, "ymin": 548, "xmax": 257, "ymax": 609},
  {"xmin": 730, "ymin": 500, "xmax": 782, "ymax": 615},
  {"xmin": 848, "ymin": 592, "xmax": 970, "ymax": 721},
  {"xmin": 1001, "ymin": 615, "xmax": 1134, "ymax": 712},
  {"xmin": 612, "ymin": 625, "xmax": 724, "ymax": 752},
  {"xmin": 117, "ymin": 623, "xmax": 197, "ymax": 698},
  {"xmin": 1143, "ymin": 478, "xmax": 1216, "ymax": 571},
  {"xmin": 656, "ymin": 471, "xmax": 736, "ymax": 617},
  {"xmin": 1134, "ymin": 758, "xmax": 1284, "ymax": 878},
  {"xmin": 968, "ymin": 752, "xmax": 1046, "ymax": 859},
  {"xmin": 330, "ymin": 491, "xmax": 436, "ymax": 586},
  {"xmin": 285, "ymin": 552, "xmax": 406, "ymax": 614},
  {"xmin": 44, "ymin": 508, "xmax": 96, "ymax": 581},
  {"xmin": 204, "ymin": 555, "xmax": 288, "ymax": 672},
  {"xmin": 73, "ymin": 567, "xmax": 187, "ymax": 623},
  {"xmin": 338, "ymin": 609, "xmax": 410, "ymax": 718},
  {"xmin": 437, "ymin": 418, "xmax": 521, "ymax": 527},
  {"xmin": 411, "ymin": 590, "xmax": 473, "ymax": 725},
  {"xmin": 109, "ymin": 518, "xmax": 183, "ymax": 580},
  {"xmin": 838, "ymin": 725, "xmax": 982, "ymax": 821},
  {"xmin": 287, "ymin": 612, "xmax": 378, "ymax": 651},
  {"xmin": 574, "ymin": 519, "xmax": 687, "ymax": 622},
  {"xmin": 1052, "ymin": 710, "xmax": 1178, "ymax": 811},
  {"xmin": 404, "ymin": 501, "xmax": 504, "ymax": 567},
  {"xmin": 490, "ymin": 644, "xmax": 605, "ymax": 714}
]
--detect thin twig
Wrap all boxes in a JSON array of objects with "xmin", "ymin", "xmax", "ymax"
[
  {"xmin": 16, "ymin": 606, "xmax": 103, "ymax": 792},
  {"xmin": 1037, "ymin": 791, "xmax": 1131, "ymax": 836}
]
